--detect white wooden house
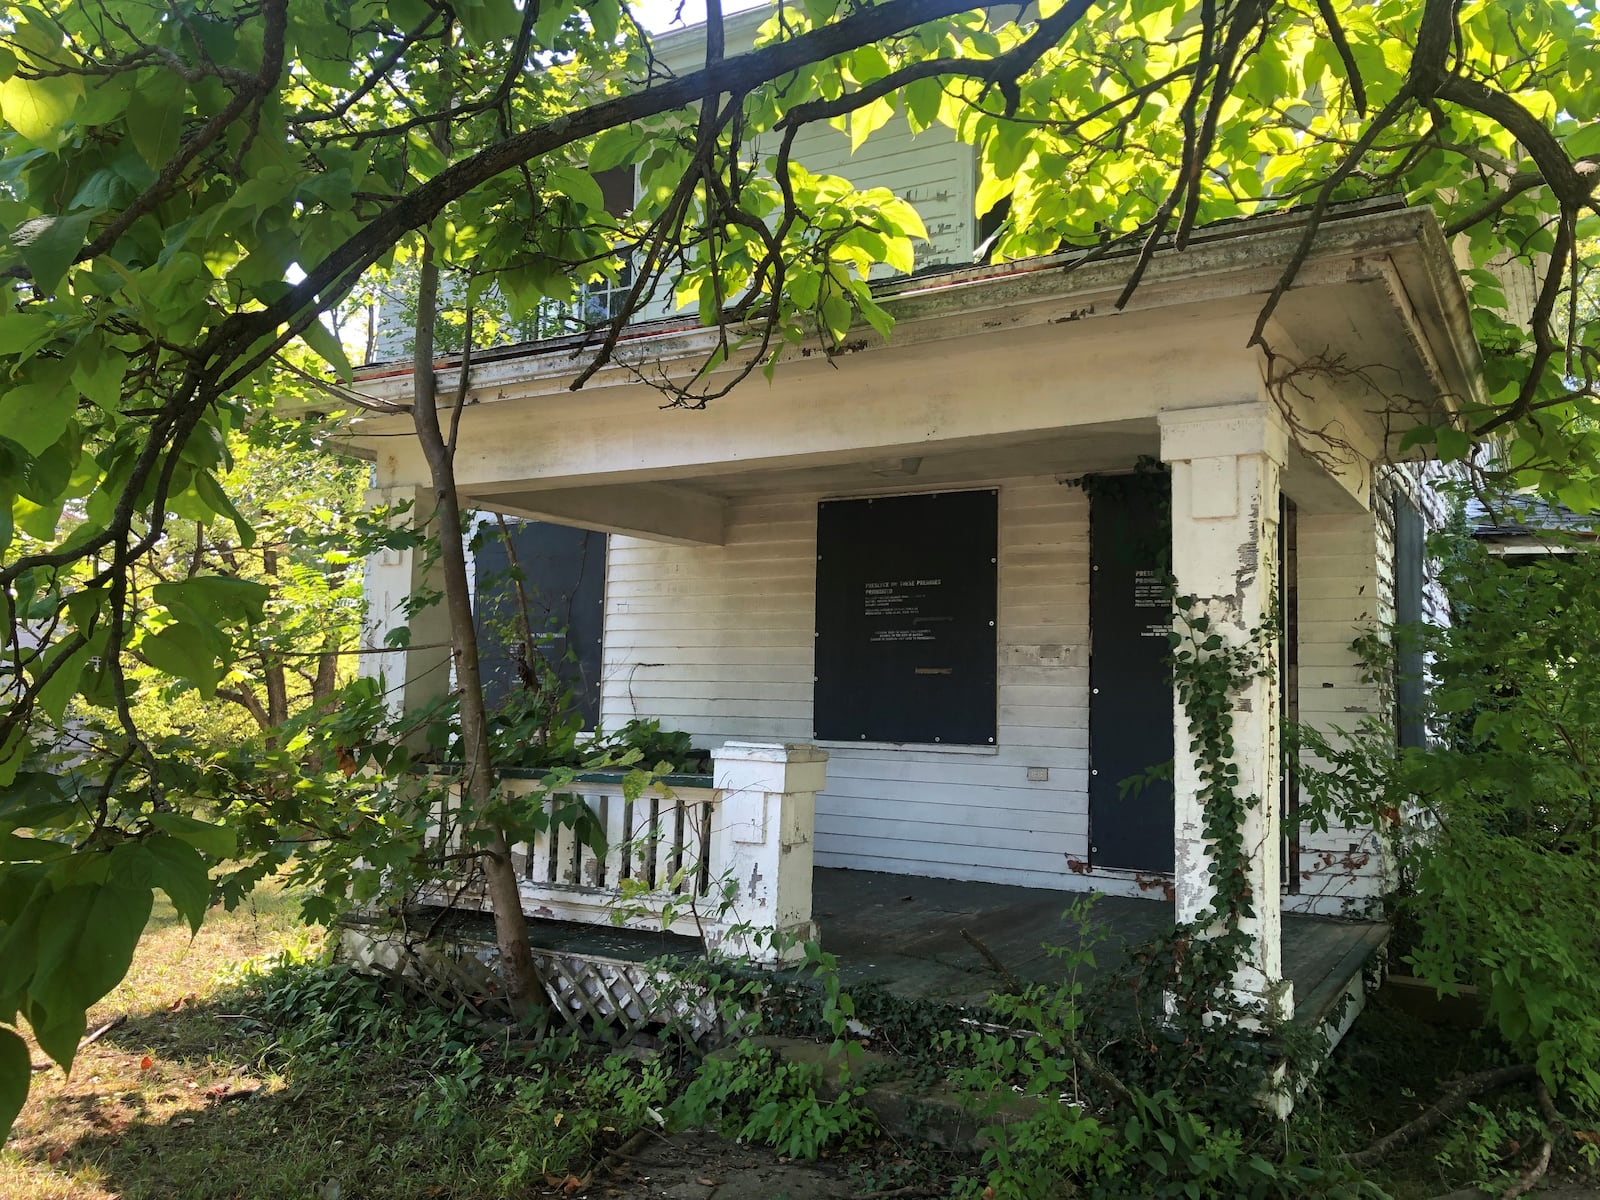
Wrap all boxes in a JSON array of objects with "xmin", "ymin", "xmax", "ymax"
[{"xmin": 346, "ymin": 15, "xmax": 1480, "ymax": 1023}]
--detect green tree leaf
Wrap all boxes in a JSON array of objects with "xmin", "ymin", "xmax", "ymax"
[
  {"xmin": 0, "ymin": 71, "xmax": 82, "ymax": 144},
  {"xmin": 12, "ymin": 211, "xmax": 94, "ymax": 293},
  {"xmin": 0, "ymin": 1026, "xmax": 29, "ymax": 1137},
  {"xmin": 0, "ymin": 374, "xmax": 78, "ymax": 455},
  {"xmin": 140, "ymin": 835, "xmax": 212, "ymax": 932},
  {"xmin": 148, "ymin": 813, "xmax": 237, "ymax": 860},
  {"xmin": 139, "ymin": 623, "xmax": 221, "ymax": 697},
  {"xmin": 29, "ymin": 878, "xmax": 152, "ymax": 1062}
]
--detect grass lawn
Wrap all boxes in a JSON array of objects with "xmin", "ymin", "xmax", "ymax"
[
  {"xmin": 7, "ymin": 880, "xmax": 1593, "ymax": 1200},
  {"xmin": 1, "ymin": 882, "xmax": 325, "ymax": 1199},
  {"xmin": 0, "ymin": 883, "xmax": 684, "ymax": 1200}
]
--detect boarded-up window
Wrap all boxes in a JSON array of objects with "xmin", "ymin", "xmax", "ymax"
[
  {"xmin": 814, "ymin": 490, "xmax": 998, "ymax": 745},
  {"xmin": 474, "ymin": 520, "xmax": 607, "ymax": 728},
  {"xmin": 1394, "ymin": 493, "xmax": 1426, "ymax": 749}
]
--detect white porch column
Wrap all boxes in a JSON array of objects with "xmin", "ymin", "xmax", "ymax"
[
  {"xmin": 1158, "ymin": 404, "xmax": 1292, "ymax": 1022},
  {"xmin": 360, "ymin": 485, "xmax": 453, "ymax": 725},
  {"xmin": 708, "ymin": 742, "xmax": 827, "ymax": 965}
]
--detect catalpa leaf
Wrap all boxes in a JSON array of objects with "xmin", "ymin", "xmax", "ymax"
[
  {"xmin": 0, "ymin": 71, "xmax": 82, "ymax": 145},
  {"xmin": 0, "ymin": 379, "xmax": 76, "ymax": 456},
  {"xmin": 297, "ymin": 316, "xmax": 353, "ymax": 384},
  {"xmin": 27, "ymin": 1002, "xmax": 86, "ymax": 1073},
  {"xmin": 11, "ymin": 211, "xmax": 94, "ymax": 294},
  {"xmin": 148, "ymin": 813, "xmax": 236, "ymax": 860},
  {"xmin": 139, "ymin": 835, "xmax": 213, "ymax": 933},
  {"xmin": 139, "ymin": 622, "xmax": 221, "ymax": 696},
  {"xmin": 0, "ymin": 1026, "xmax": 29, "ymax": 1138},
  {"xmin": 152, "ymin": 576, "xmax": 269, "ymax": 627},
  {"xmin": 28, "ymin": 878, "xmax": 152, "ymax": 1058}
]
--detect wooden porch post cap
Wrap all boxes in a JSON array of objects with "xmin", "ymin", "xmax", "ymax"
[{"xmin": 713, "ymin": 741, "xmax": 830, "ymax": 764}]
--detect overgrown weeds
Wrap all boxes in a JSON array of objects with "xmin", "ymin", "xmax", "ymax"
[{"xmin": 9, "ymin": 876, "xmax": 1599, "ymax": 1200}]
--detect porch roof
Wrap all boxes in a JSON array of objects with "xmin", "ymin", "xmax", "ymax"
[
  {"xmin": 344, "ymin": 202, "xmax": 1481, "ymax": 540},
  {"xmin": 348, "ymin": 200, "xmax": 1480, "ymax": 415}
]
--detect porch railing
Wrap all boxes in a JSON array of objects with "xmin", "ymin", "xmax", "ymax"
[
  {"xmin": 506, "ymin": 772, "xmax": 719, "ymax": 933},
  {"xmin": 429, "ymin": 741, "xmax": 827, "ymax": 964}
]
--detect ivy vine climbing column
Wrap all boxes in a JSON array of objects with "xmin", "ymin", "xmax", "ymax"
[
  {"xmin": 360, "ymin": 484, "xmax": 454, "ymax": 728},
  {"xmin": 1158, "ymin": 404, "xmax": 1292, "ymax": 1024}
]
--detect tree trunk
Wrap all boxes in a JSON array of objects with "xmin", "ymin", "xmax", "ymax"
[
  {"xmin": 408, "ymin": 237, "xmax": 542, "ymax": 1020},
  {"xmin": 260, "ymin": 546, "xmax": 289, "ymax": 743},
  {"xmin": 312, "ymin": 647, "xmax": 339, "ymax": 707}
]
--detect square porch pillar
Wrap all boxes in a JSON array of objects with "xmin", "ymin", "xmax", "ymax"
[
  {"xmin": 359, "ymin": 484, "xmax": 454, "ymax": 726},
  {"xmin": 709, "ymin": 742, "xmax": 827, "ymax": 965},
  {"xmin": 1158, "ymin": 404, "xmax": 1292, "ymax": 1023}
]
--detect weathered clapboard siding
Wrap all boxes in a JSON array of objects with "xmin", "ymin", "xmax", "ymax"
[
  {"xmin": 1290, "ymin": 508, "xmax": 1389, "ymax": 916},
  {"xmin": 600, "ymin": 477, "xmax": 1091, "ymax": 891},
  {"xmin": 633, "ymin": 106, "xmax": 977, "ymax": 324},
  {"xmin": 778, "ymin": 117, "xmax": 976, "ymax": 274}
]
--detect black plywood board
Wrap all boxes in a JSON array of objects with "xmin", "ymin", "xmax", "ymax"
[
  {"xmin": 474, "ymin": 520, "xmax": 606, "ymax": 727},
  {"xmin": 1087, "ymin": 475, "xmax": 1175, "ymax": 873},
  {"xmin": 1393, "ymin": 493, "xmax": 1427, "ymax": 749},
  {"xmin": 814, "ymin": 490, "xmax": 998, "ymax": 745}
]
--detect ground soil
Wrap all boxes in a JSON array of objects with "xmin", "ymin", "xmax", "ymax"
[
  {"xmin": 583, "ymin": 1132, "xmax": 1600, "ymax": 1200},
  {"xmin": 590, "ymin": 1131, "xmax": 858, "ymax": 1200}
]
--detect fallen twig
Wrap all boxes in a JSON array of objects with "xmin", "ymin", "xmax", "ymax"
[
  {"xmin": 857, "ymin": 1185, "xmax": 934, "ymax": 1199},
  {"xmin": 29, "ymin": 1015, "xmax": 132, "ymax": 1071},
  {"xmin": 1345, "ymin": 1064, "xmax": 1537, "ymax": 1168},
  {"xmin": 81, "ymin": 1015, "xmax": 127, "ymax": 1049},
  {"xmin": 595, "ymin": 1128, "xmax": 657, "ymax": 1177},
  {"xmin": 1497, "ymin": 1078, "xmax": 1562, "ymax": 1199},
  {"xmin": 961, "ymin": 928, "xmax": 1023, "ymax": 995},
  {"xmin": 207, "ymin": 1086, "xmax": 263, "ymax": 1104},
  {"xmin": 1498, "ymin": 1135, "xmax": 1552, "ymax": 1199}
]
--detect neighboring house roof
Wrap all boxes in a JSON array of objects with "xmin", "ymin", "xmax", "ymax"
[{"xmin": 1467, "ymin": 494, "xmax": 1596, "ymax": 554}]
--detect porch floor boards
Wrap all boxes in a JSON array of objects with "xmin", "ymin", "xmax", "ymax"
[
  {"xmin": 808, "ymin": 868, "xmax": 1385, "ymax": 1027},
  {"xmin": 502, "ymin": 867, "xmax": 1385, "ymax": 1030}
]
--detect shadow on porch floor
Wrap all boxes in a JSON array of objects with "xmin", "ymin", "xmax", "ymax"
[
  {"xmin": 808, "ymin": 867, "xmax": 1386, "ymax": 1029},
  {"xmin": 500, "ymin": 867, "xmax": 1386, "ymax": 1032}
]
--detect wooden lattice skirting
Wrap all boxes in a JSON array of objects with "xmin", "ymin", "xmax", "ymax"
[{"xmin": 337, "ymin": 919, "xmax": 732, "ymax": 1052}]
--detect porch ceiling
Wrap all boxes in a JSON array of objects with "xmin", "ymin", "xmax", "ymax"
[
  {"xmin": 475, "ymin": 420, "xmax": 1154, "ymax": 502},
  {"xmin": 470, "ymin": 420, "xmax": 1160, "ymax": 544}
]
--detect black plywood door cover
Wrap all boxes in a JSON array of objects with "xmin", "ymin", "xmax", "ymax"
[
  {"xmin": 1087, "ymin": 473, "xmax": 1176, "ymax": 874},
  {"xmin": 814, "ymin": 489, "xmax": 998, "ymax": 746}
]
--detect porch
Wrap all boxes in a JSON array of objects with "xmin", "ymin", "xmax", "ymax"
[
  {"xmin": 409, "ymin": 865, "xmax": 1385, "ymax": 1034},
  {"xmin": 425, "ymin": 753, "xmax": 1384, "ymax": 1035},
  {"xmin": 358, "ymin": 204, "xmax": 1480, "ymax": 1030}
]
